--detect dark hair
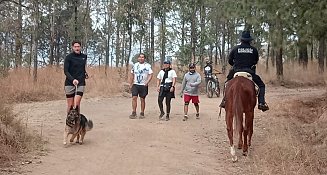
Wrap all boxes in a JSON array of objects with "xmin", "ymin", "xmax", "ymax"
[
  {"xmin": 139, "ymin": 53, "xmax": 146, "ymax": 59},
  {"xmin": 189, "ymin": 63, "xmax": 196, "ymax": 68},
  {"xmin": 72, "ymin": 40, "xmax": 82, "ymax": 46}
]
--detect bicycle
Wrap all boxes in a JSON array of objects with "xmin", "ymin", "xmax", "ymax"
[{"xmin": 206, "ymin": 73, "xmax": 220, "ymax": 98}]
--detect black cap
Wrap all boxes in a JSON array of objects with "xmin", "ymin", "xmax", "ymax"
[
  {"xmin": 163, "ymin": 60, "xmax": 171, "ymax": 64},
  {"xmin": 240, "ymin": 30, "xmax": 254, "ymax": 42},
  {"xmin": 206, "ymin": 60, "xmax": 212, "ymax": 64}
]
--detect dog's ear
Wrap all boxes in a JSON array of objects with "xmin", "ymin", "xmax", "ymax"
[
  {"xmin": 74, "ymin": 105, "xmax": 79, "ymax": 112},
  {"xmin": 70, "ymin": 106, "xmax": 74, "ymax": 110}
]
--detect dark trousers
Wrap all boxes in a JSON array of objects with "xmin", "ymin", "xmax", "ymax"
[
  {"xmin": 158, "ymin": 89, "xmax": 174, "ymax": 114},
  {"xmin": 226, "ymin": 69, "xmax": 266, "ymax": 104},
  {"xmin": 158, "ymin": 95, "xmax": 172, "ymax": 114}
]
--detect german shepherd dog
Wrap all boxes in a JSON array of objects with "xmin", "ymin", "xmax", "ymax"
[{"xmin": 64, "ymin": 106, "xmax": 93, "ymax": 145}]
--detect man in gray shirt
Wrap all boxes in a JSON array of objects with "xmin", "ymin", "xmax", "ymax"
[{"xmin": 180, "ymin": 63, "xmax": 202, "ymax": 121}]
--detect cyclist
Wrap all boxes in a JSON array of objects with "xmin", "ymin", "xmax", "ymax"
[{"xmin": 204, "ymin": 60, "xmax": 219, "ymax": 93}]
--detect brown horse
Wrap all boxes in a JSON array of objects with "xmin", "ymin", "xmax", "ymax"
[{"xmin": 224, "ymin": 73, "xmax": 256, "ymax": 162}]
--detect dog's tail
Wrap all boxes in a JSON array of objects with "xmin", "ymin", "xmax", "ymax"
[{"xmin": 86, "ymin": 119, "xmax": 93, "ymax": 131}]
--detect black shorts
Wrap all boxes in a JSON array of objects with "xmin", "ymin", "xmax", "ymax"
[{"xmin": 131, "ymin": 84, "xmax": 148, "ymax": 98}]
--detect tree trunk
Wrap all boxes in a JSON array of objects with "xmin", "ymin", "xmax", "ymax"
[
  {"xmin": 160, "ymin": 13, "xmax": 166, "ymax": 65},
  {"xmin": 190, "ymin": 1, "xmax": 196, "ymax": 63},
  {"xmin": 74, "ymin": 0, "xmax": 78, "ymax": 40},
  {"xmin": 275, "ymin": 17, "xmax": 283, "ymax": 81},
  {"xmin": 121, "ymin": 31, "xmax": 126, "ymax": 67},
  {"xmin": 62, "ymin": 38, "xmax": 68, "ymax": 67},
  {"xmin": 318, "ymin": 38, "xmax": 325, "ymax": 73},
  {"xmin": 214, "ymin": 19, "xmax": 219, "ymax": 65},
  {"xmin": 139, "ymin": 36, "xmax": 142, "ymax": 54},
  {"xmin": 115, "ymin": 22, "xmax": 121, "ymax": 67},
  {"xmin": 269, "ymin": 29, "xmax": 275, "ymax": 67},
  {"xmin": 111, "ymin": 37, "xmax": 114, "ymax": 67},
  {"xmin": 276, "ymin": 46, "xmax": 283, "ymax": 81},
  {"xmin": 199, "ymin": 4, "xmax": 205, "ymax": 70},
  {"xmin": 29, "ymin": 33, "xmax": 32, "ymax": 75},
  {"xmin": 181, "ymin": 16, "xmax": 185, "ymax": 48},
  {"xmin": 55, "ymin": 31, "xmax": 61, "ymax": 66},
  {"xmin": 266, "ymin": 43, "xmax": 270, "ymax": 72},
  {"xmin": 15, "ymin": 0, "xmax": 23, "ymax": 68},
  {"xmin": 125, "ymin": 16, "xmax": 133, "ymax": 79},
  {"xmin": 49, "ymin": 3, "xmax": 55, "ymax": 66},
  {"xmin": 4, "ymin": 32, "xmax": 10, "ymax": 74},
  {"xmin": 105, "ymin": 0, "xmax": 113, "ymax": 73},
  {"xmin": 298, "ymin": 37, "xmax": 308, "ymax": 69},
  {"xmin": 33, "ymin": 0, "xmax": 39, "ymax": 83},
  {"xmin": 82, "ymin": 0, "xmax": 90, "ymax": 54},
  {"xmin": 209, "ymin": 44, "xmax": 213, "ymax": 62},
  {"xmin": 310, "ymin": 38, "xmax": 314, "ymax": 61},
  {"xmin": 221, "ymin": 22, "xmax": 226, "ymax": 66},
  {"xmin": 150, "ymin": 2, "xmax": 155, "ymax": 65}
]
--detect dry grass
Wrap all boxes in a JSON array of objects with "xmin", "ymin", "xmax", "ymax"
[
  {"xmin": 0, "ymin": 66, "xmax": 132, "ymax": 103},
  {"xmin": 252, "ymin": 94, "xmax": 327, "ymax": 175},
  {"xmin": 257, "ymin": 61, "xmax": 327, "ymax": 87},
  {"xmin": 0, "ymin": 100, "xmax": 44, "ymax": 168},
  {"xmin": 209, "ymin": 61, "xmax": 327, "ymax": 87}
]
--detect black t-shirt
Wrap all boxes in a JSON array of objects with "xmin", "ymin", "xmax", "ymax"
[
  {"xmin": 64, "ymin": 52, "xmax": 87, "ymax": 86},
  {"xmin": 204, "ymin": 64, "xmax": 213, "ymax": 76},
  {"xmin": 228, "ymin": 42, "xmax": 258, "ymax": 70}
]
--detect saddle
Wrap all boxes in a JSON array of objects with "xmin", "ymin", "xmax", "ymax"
[{"xmin": 233, "ymin": 72, "xmax": 259, "ymax": 95}]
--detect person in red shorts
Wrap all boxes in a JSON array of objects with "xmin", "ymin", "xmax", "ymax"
[{"xmin": 179, "ymin": 63, "xmax": 202, "ymax": 121}]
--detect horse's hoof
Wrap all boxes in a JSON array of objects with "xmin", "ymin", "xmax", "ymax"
[
  {"xmin": 232, "ymin": 156, "xmax": 238, "ymax": 163},
  {"xmin": 75, "ymin": 141, "xmax": 79, "ymax": 144},
  {"xmin": 243, "ymin": 151, "xmax": 248, "ymax": 156},
  {"xmin": 79, "ymin": 142, "xmax": 83, "ymax": 145}
]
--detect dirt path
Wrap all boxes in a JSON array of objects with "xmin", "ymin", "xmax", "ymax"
[{"xmin": 11, "ymin": 86, "xmax": 325, "ymax": 175}]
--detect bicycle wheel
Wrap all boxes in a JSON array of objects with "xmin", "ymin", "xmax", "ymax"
[{"xmin": 206, "ymin": 80, "xmax": 213, "ymax": 98}]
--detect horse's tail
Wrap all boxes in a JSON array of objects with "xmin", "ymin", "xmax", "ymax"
[{"xmin": 233, "ymin": 91, "xmax": 243, "ymax": 135}]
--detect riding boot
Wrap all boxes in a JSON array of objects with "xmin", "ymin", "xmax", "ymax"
[{"xmin": 258, "ymin": 87, "xmax": 269, "ymax": 111}]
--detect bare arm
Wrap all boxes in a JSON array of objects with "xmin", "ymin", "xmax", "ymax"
[
  {"xmin": 145, "ymin": 74, "xmax": 153, "ymax": 86},
  {"xmin": 129, "ymin": 72, "xmax": 134, "ymax": 88},
  {"xmin": 172, "ymin": 77, "xmax": 176, "ymax": 87},
  {"xmin": 156, "ymin": 78, "xmax": 161, "ymax": 87},
  {"xmin": 156, "ymin": 78, "xmax": 161, "ymax": 92},
  {"xmin": 170, "ymin": 77, "xmax": 176, "ymax": 92}
]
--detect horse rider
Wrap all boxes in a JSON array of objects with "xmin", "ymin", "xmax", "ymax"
[{"xmin": 219, "ymin": 30, "xmax": 269, "ymax": 112}]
